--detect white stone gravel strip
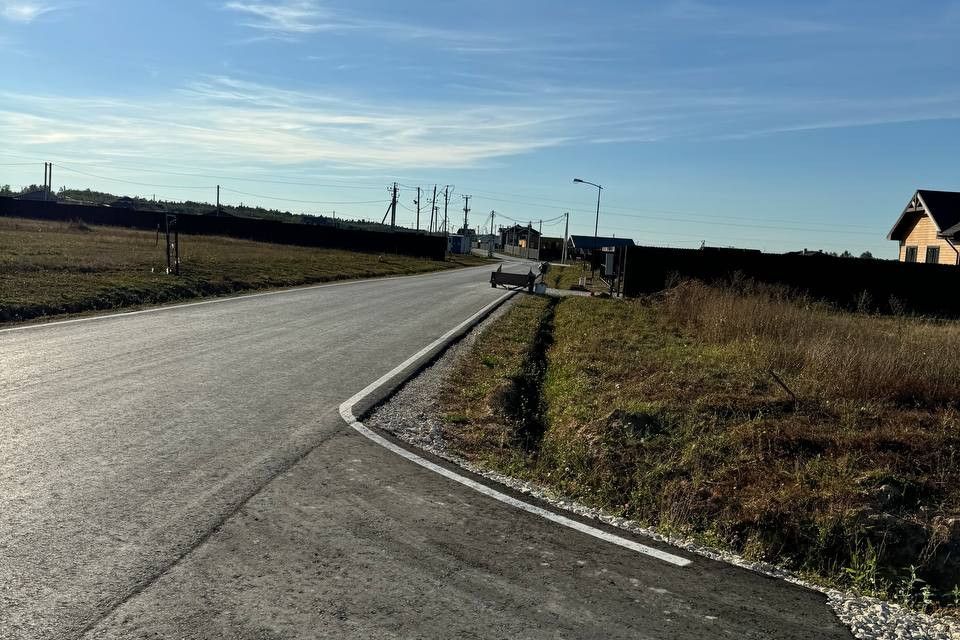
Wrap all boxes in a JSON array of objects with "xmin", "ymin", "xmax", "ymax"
[{"xmin": 364, "ymin": 304, "xmax": 960, "ymax": 640}]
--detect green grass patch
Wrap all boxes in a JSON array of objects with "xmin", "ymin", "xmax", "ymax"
[
  {"xmin": 545, "ymin": 261, "xmax": 594, "ymax": 290},
  {"xmin": 439, "ymin": 295, "xmax": 552, "ymax": 474},
  {"xmin": 0, "ymin": 216, "xmax": 490, "ymax": 323}
]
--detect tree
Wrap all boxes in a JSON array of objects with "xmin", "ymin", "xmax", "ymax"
[
  {"xmin": 839, "ymin": 250, "xmax": 853, "ymax": 258},
  {"xmin": 0, "ymin": 185, "xmax": 12, "ymax": 196},
  {"xmin": 860, "ymin": 251, "xmax": 874, "ymax": 259}
]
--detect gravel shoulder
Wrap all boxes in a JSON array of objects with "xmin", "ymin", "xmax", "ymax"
[{"xmin": 365, "ymin": 298, "xmax": 960, "ymax": 640}]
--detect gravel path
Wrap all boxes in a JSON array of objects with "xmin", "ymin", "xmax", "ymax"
[{"xmin": 365, "ymin": 302, "xmax": 960, "ymax": 640}]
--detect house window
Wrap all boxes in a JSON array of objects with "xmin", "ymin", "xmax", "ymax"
[
  {"xmin": 905, "ymin": 246, "xmax": 918, "ymax": 262},
  {"xmin": 926, "ymin": 246, "xmax": 940, "ymax": 264}
]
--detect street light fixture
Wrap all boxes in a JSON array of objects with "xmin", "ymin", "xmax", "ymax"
[{"xmin": 573, "ymin": 178, "xmax": 602, "ymax": 238}]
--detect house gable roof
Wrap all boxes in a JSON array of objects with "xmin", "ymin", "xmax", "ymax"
[
  {"xmin": 888, "ymin": 190, "xmax": 960, "ymax": 241},
  {"xmin": 500, "ymin": 223, "xmax": 539, "ymax": 236},
  {"xmin": 569, "ymin": 235, "xmax": 636, "ymax": 250}
]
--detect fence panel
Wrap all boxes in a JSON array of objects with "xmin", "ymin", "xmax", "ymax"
[
  {"xmin": 0, "ymin": 197, "xmax": 446, "ymax": 260},
  {"xmin": 622, "ymin": 245, "xmax": 960, "ymax": 317}
]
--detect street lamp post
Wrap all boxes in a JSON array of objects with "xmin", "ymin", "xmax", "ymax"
[{"xmin": 573, "ymin": 178, "xmax": 602, "ymax": 239}]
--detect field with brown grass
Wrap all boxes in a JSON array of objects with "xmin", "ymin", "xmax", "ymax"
[
  {"xmin": 0, "ymin": 216, "xmax": 488, "ymax": 323},
  {"xmin": 439, "ymin": 283, "xmax": 960, "ymax": 611}
]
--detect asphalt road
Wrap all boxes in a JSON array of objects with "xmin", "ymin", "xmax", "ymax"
[{"xmin": 0, "ymin": 263, "xmax": 851, "ymax": 639}]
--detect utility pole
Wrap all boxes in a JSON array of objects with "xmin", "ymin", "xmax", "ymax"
[
  {"xmin": 443, "ymin": 186, "xmax": 450, "ymax": 236},
  {"xmin": 42, "ymin": 162, "xmax": 51, "ymax": 201},
  {"xmin": 489, "ymin": 210, "xmax": 495, "ymax": 258},
  {"xmin": 538, "ymin": 219, "xmax": 543, "ymax": 260},
  {"xmin": 415, "ymin": 186, "xmax": 421, "ymax": 231},
  {"xmin": 462, "ymin": 195, "xmax": 471, "ymax": 234},
  {"xmin": 562, "ymin": 212, "xmax": 569, "ymax": 264},
  {"xmin": 526, "ymin": 222, "xmax": 532, "ymax": 260},
  {"xmin": 390, "ymin": 182, "xmax": 398, "ymax": 229},
  {"xmin": 216, "ymin": 185, "xmax": 221, "ymax": 216},
  {"xmin": 430, "ymin": 185, "xmax": 437, "ymax": 234},
  {"xmin": 164, "ymin": 214, "xmax": 179, "ymax": 275}
]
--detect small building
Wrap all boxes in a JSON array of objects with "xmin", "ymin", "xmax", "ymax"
[
  {"xmin": 888, "ymin": 190, "xmax": 960, "ymax": 265},
  {"xmin": 456, "ymin": 226, "xmax": 478, "ymax": 247},
  {"xmin": 475, "ymin": 233, "xmax": 497, "ymax": 252},
  {"xmin": 539, "ymin": 236, "xmax": 566, "ymax": 261},
  {"xmin": 447, "ymin": 234, "xmax": 472, "ymax": 255},
  {"xmin": 499, "ymin": 224, "xmax": 540, "ymax": 250},
  {"xmin": 499, "ymin": 224, "xmax": 541, "ymax": 259},
  {"xmin": 568, "ymin": 235, "xmax": 636, "ymax": 258}
]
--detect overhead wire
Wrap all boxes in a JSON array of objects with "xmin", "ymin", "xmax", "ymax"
[
  {"xmin": 219, "ymin": 186, "xmax": 384, "ymax": 206},
  {"xmin": 476, "ymin": 193, "xmax": 878, "ymax": 236},
  {"xmin": 54, "ymin": 163, "xmax": 213, "ymax": 190}
]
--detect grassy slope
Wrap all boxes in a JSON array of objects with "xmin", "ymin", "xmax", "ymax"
[
  {"xmin": 545, "ymin": 261, "xmax": 593, "ymax": 291},
  {"xmin": 440, "ymin": 285, "xmax": 960, "ymax": 609},
  {"xmin": 440, "ymin": 295, "xmax": 553, "ymax": 464},
  {"xmin": 0, "ymin": 217, "xmax": 488, "ymax": 322}
]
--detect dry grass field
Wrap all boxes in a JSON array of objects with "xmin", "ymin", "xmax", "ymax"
[
  {"xmin": 440, "ymin": 284, "xmax": 960, "ymax": 609},
  {"xmin": 0, "ymin": 216, "xmax": 487, "ymax": 323}
]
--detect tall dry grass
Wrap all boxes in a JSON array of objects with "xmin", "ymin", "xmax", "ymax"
[
  {"xmin": 442, "ymin": 290, "xmax": 960, "ymax": 602},
  {"xmin": 659, "ymin": 280, "xmax": 960, "ymax": 406}
]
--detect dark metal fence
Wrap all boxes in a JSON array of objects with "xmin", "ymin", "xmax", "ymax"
[
  {"xmin": 0, "ymin": 197, "xmax": 447, "ymax": 260},
  {"xmin": 623, "ymin": 245, "xmax": 960, "ymax": 317}
]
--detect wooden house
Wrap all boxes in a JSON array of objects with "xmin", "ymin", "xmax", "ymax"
[{"xmin": 888, "ymin": 190, "xmax": 960, "ymax": 265}]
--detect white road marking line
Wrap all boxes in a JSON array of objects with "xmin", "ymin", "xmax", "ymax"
[
  {"xmin": 0, "ymin": 262, "xmax": 498, "ymax": 335},
  {"xmin": 338, "ymin": 294, "xmax": 693, "ymax": 569}
]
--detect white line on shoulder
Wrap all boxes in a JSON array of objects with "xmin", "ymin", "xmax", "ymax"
[{"xmin": 338, "ymin": 293, "xmax": 693, "ymax": 569}]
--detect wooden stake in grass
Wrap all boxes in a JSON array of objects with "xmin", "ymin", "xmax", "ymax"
[{"xmin": 768, "ymin": 368, "xmax": 798, "ymax": 405}]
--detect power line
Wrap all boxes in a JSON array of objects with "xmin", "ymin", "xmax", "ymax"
[
  {"xmin": 475, "ymin": 191, "xmax": 878, "ymax": 235},
  {"xmin": 596, "ymin": 209, "xmax": 879, "ymax": 236},
  {"xmin": 219, "ymin": 186, "xmax": 383, "ymax": 206},
  {"xmin": 600, "ymin": 223, "xmax": 884, "ymax": 251},
  {"xmin": 53, "ymin": 163, "xmax": 213, "ymax": 190},
  {"xmin": 466, "ymin": 183, "xmax": 879, "ymax": 231}
]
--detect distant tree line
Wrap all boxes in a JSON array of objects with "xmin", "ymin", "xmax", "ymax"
[{"xmin": 0, "ymin": 183, "xmax": 423, "ymax": 235}]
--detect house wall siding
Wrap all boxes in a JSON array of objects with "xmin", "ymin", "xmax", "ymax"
[{"xmin": 899, "ymin": 213, "xmax": 957, "ymax": 265}]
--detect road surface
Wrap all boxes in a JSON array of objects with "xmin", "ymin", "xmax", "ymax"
[{"xmin": 0, "ymin": 263, "xmax": 850, "ymax": 639}]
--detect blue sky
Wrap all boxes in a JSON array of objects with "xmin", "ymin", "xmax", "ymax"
[{"xmin": 2, "ymin": 0, "xmax": 959, "ymax": 255}]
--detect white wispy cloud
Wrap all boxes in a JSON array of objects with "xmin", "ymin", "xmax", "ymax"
[
  {"xmin": 0, "ymin": 77, "xmax": 586, "ymax": 171},
  {"xmin": 6, "ymin": 72, "xmax": 959, "ymax": 181},
  {"xmin": 223, "ymin": 0, "xmax": 504, "ymax": 46},
  {"xmin": 1, "ymin": 1, "xmax": 55, "ymax": 23},
  {"xmin": 223, "ymin": 0, "xmax": 330, "ymax": 35}
]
